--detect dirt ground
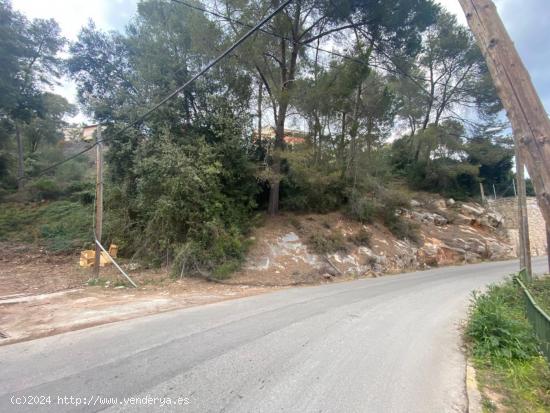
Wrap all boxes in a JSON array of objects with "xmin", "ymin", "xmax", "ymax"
[
  {"xmin": 0, "ymin": 205, "xmax": 513, "ymax": 346},
  {"xmin": 0, "ymin": 242, "xmax": 276, "ymax": 345}
]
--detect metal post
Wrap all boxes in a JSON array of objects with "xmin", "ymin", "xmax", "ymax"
[
  {"xmin": 480, "ymin": 183, "xmax": 486, "ymax": 205},
  {"xmin": 493, "ymin": 184, "xmax": 497, "ymax": 200},
  {"xmin": 516, "ymin": 148, "xmax": 532, "ymax": 280},
  {"xmin": 94, "ymin": 125, "xmax": 103, "ymax": 277}
]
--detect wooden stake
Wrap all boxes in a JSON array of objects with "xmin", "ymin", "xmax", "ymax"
[
  {"xmin": 94, "ymin": 125, "xmax": 103, "ymax": 277},
  {"xmin": 459, "ymin": 0, "xmax": 550, "ymax": 228}
]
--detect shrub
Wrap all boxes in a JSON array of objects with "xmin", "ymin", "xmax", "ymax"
[
  {"xmin": 466, "ymin": 281, "xmax": 540, "ymax": 362},
  {"xmin": 346, "ymin": 194, "xmax": 377, "ymax": 224},
  {"xmin": 384, "ymin": 212, "xmax": 421, "ymax": 244},
  {"xmin": 281, "ymin": 150, "xmax": 346, "ymax": 213},
  {"xmin": 29, "ymin": 178, "xmax": 62, "ymax": 201},
  {"xmin": 172, "ymin": 223, "xmax": 251, "ymax": 279},
  {"xmin": 351, "ymin": 228, "xmax": 371, "ymax": 247},
  {"xmin": 308, "ymin": 231, "xmax": 347, "ymax": 255}
]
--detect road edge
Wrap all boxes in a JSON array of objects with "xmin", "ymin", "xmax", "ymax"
[{"xmin": 466, "ymin": 359, "xmax": 483, "ymax": 413}]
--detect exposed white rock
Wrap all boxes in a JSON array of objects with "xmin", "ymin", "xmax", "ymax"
[{"xmin": 461, "ymin": 203, "xmax": 485, "ymax": 217}]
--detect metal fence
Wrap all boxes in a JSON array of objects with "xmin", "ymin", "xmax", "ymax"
[{"xmin": 515, "ymin": 275, "xmax": 550, "ymax": 362}]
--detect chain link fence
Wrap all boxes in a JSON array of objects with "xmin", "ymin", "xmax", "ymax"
[{"xmin": 515, "ymin": 274, "xmax": 550, "ymax": 362}]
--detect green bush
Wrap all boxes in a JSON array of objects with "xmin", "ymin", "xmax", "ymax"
[
  {"xmin": 383, "ymin": 211, "xmax": 421, "ymax": 243},
  {"xmin": 308, "ymin": 231, "xmax": 348, "ymax": 255},
  {"xmin": 281, "ymin": 150, "xmax": 346, "ymax": 213},
  {"xmin": 345, "ymin": 193, "xmax": 377, "ymax": 223},
  {"xmin": 466, "ymin": 281, "xmax": 540, "ymax": 362},
  {"xmin": 104, "ymin": 120, "xmax": 258, "ymax": 278},
  {"xmin": 529, "ymin": 276, "xmax": 550, "ymax": 315},
  {"xmin": 466, "ymin": 279, "xmax": 550, "ymax": 411},
  {"xmin": 172, "ymin": 224, "xmax": 250, "ymax": 279},
  {"xmin": 351, "ymin": 228, "xmax": 371, "ymax": 247},
  {"xmin": 29, "ymin": 178, "xmax": 62, "ymax": 201}
]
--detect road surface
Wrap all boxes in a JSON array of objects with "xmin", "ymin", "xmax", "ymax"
[{"xmin": 1, "ymin": 258, "xmax": 547, "ymax": 413}]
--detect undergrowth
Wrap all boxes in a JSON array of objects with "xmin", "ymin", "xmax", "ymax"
[
  {"xmin": 0, "ymin": 200, "xmax": 93, "ymax": 252},
  {"xmin": 466, "ymin": 279, "xmax": 550, "ymax": 412}
]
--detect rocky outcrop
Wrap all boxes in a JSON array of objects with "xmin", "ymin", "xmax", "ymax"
[{"xmin": 231, "ymin": 198, "xmax": 514, "ymax": 285}]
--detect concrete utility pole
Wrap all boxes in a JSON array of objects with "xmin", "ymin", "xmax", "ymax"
[
  {"xmin": 94, "ymin": 125, "xmax": 103, "ymax": 277},
  {"xmin": 515, "ymin": 147, "xmax": 532, "ymax": 279},
  {"xmin": 459, "ymin": 0, "xmax": 550, "ymax": 230}
]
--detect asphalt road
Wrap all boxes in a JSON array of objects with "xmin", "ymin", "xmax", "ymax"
[{"xmin": 1, "ymin": 257, "xmax": 547, "ymax": 413}]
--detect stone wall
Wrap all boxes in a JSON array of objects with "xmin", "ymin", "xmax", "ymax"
[{"xmin": 490, "ymin": 197, "xmax": 548, "ymax": 256}]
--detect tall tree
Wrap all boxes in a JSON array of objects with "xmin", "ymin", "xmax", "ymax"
[
  {"xmin": 0, "ymin": 0, "xmax": 65, "ymax": 187},
  {"xmin": 395, "ymin": 10, "xmax": 500, "ymax": 136},
  {"xmin": 222, "ymin": 0, "xmax": 438, "ymax": 214}
]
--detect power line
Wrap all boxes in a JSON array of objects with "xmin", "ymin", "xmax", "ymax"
[
  {"xmin": 171, "ymin": 0, "xmax": 418, "ymax": 80},
  {"xmin": 172, "ymin": 0, "xmax": 490, "ymax": 111},
  {"xmin": 22, "ymin": 0, "xmax": 294, "ymax": 181}
]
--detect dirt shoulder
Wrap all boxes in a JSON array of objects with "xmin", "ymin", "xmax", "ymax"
[
  {"xmin": 0, "ymin": 196, "xmax": 518, "ymax": 346},
  {"xmin": 0, "ymin": 243, "xmax": 275, "ymax": 345}
]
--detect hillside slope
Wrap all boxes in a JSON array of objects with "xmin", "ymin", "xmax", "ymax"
[{"xmin": 229, "ymin": 197, "xmax": 513, "ymax": 286}]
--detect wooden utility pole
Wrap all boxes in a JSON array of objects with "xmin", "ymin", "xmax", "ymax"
[
  {"xmin": 459, "ymin": 0, "xmax": 550, "ymax": 230},
  {"xmin": 516, "ymin": 147, "xmax": 532, "ymax": 279},
  {"xmin": 94, "ymin": 125, "xmax": 103, "ymax": 277},
  {"xmin": 547, "ymin": 225, "xmax": 550, "ymax": 274}
]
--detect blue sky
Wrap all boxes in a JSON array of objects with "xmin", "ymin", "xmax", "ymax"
[{"xmin": 11, "ymin": 0, "xmax": 550, "ymax": 122}]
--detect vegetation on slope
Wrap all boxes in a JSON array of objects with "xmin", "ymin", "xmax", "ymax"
[
  {"xmin": 466, "ymin": 279, "xmax": 550, "ymax": 412},
  {"xmin": 0, "ymin": 201, "xmax": 93, "ymax": 252},
  {"xmin": 0, "ymin": 0, "xmax": 520, "ymax": 278}
]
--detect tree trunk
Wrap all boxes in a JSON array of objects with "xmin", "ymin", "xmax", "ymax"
[
  {"xmin": 339, "ymin": 112, "xmax": 347, "ymax": 175},
  {"xmin": 268, "ymin": 101, "xmax": 288, "ymax": 216},
  {"xmin": 15, "ymin": 121, "xmax": 24, "ymax": 189},
  {"xmin": 257, "ymin": 80, "xmax": 263, "ymax": 149}
]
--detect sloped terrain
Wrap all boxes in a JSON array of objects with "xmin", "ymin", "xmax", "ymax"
[{"xmin": 229, "ymin": 196, "xmax": 513, "ymax": 286}]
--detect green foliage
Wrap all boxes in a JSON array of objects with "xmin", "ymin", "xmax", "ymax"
[
  {"xmin": 172, "ymin": 224, "xmax": 251, "ymax": 280},
  {"xmin": 392, "ymin": 121, "xmax": 486, "ymax": 199},
  {"xmin": 467, "ymin": 279, "xmax": 550, "ymax": 412},
  {"xmin": 350, "ymin": 228, "xmax": 371, "ymax": 247},
  {"xmin": 29, "ymin": 178, "xmax": 62, "ymax": 200},
  {"xmin": 0, "ymin": 200, "xmax": 92, "ymax": 251},
  {"xmin": 529, "ymin": 276, "xmax": 550, "ymax": 316},
  {"xmin": 308, "ymin": 231, "xmax": 347, "ymax": 255},
  {"xmin": 345, "ymin": 193, "xmax": 377, "ymax": 224},
  {"xmin": 103, "ymin": 122, "xmax": 258, "ymax": 277},
  {"xmin": 384, "ymin": 212, "xmax": 421, "ymax": 243},
  {"xmin": 281, "ymin": 149, "xmax": 346, "ymax": 213},
  {"xmin": 467, "ymin": 281, "xmax": 540, "ymax": 362}
]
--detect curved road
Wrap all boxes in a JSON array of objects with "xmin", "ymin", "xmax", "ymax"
[{"xmin": 1, "ymin": 258, "xmax": 547, "ymax": 413}]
